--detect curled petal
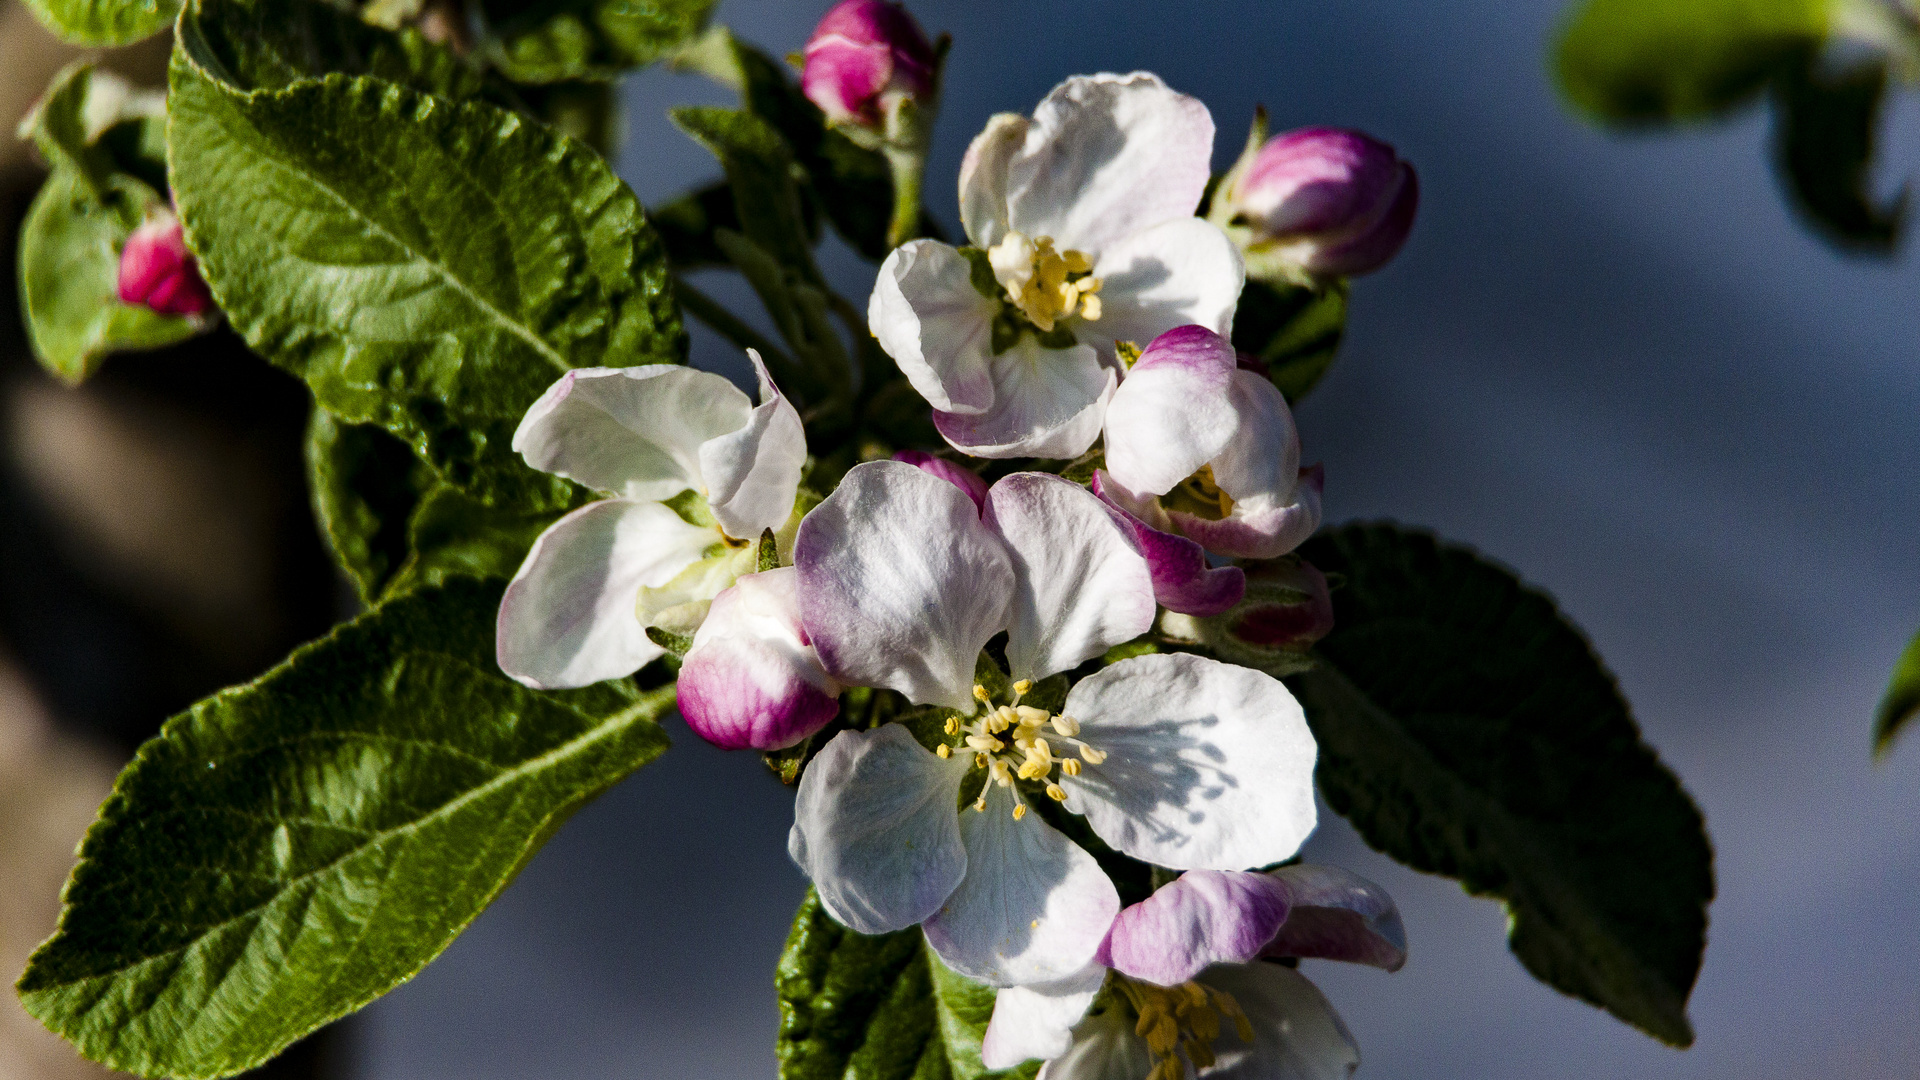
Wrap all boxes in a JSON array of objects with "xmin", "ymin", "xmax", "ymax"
[
  {"xmin": 512, "ymin": 366, "xmax": 750, "ymax": 501},
  {"xmin": 496, "ymin": 499, "xmax": 715, "ymax": 689},
  {"xmin": 678, "ymin": 568, "xmax": 841, "ymax": 751},
  {"xmin": 1081, "ymin": 217, "xmax": 1244, "ymax": 368},
  {"xmin": 1102, "ymin": 325, "xmax": 1239, "ymax": 496},
  {"xmin": 796, "ymin": 461, "xmax": 1014, "ymax": 711},
  {"xmin": 985, "ymin": 473, "xmax": 1155, "ymax": 681},
  {"xmin": 981, "ymin": 964, "xmax": 1108, "ymax": 1070},
  {"xmin": 1006, "ymin": 73, "xmax": 1215, "ymax": 254},
  {"xmin": 1196, "ymin": 963, "xmax": 1360, "ymax": 1080},
  {"xmin": 870, "ymin": 241, "xmax": 998, "ymax": 415},
  {"xmin": 1093, "ymin": 472, "xmax": 1246, "ymax": 617},
  {"xmin": 1034, "ymin": 1000, "xmax": 1155, "ymax": 1080},
  {"xmin": 960, "ymin": 113, "xmax": 1031, "ymax": 249},
  {"xmin": 1169, "ymin": 373, "xmax": 1319, "ymax": 560},
  {"xmin": 893, "ymin": 450, "xmax": 989, "ymax": 515},
  {"xmin": 923, "ymin": 785, "xmax": 1120, "ymax": 986},
  {"xmin": 789, "ymin": 725, "xmax": 970, "ymax": 935},
  {"xmin": 1060, "ymin": 653, "xmax": 1318, "ymax": 871},
  {"xmin": 1099, "ymin": 870, "xmax": 1291, "ymax": 987},
  {"xmin": 931, "ymin": 337, "xmax": 1114, "ymax": 459},
  {"xmin": 699, "ymin": 350, "xmax": 806, "ymax": 540},
  {"xmin": 1262, "ymin": 864, "xmax": 1407, "ymax": 972}
]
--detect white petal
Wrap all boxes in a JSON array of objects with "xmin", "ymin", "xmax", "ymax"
[
  {"xmin": 931, "ymin": 337, "xmax": 1114, "ymax": 459},
  {"xmin": 1081, "ymin": 217, "xmax": 1244, "ymax": 366},
  {"xmin": 870, "ymin": 241, "xmax": 998, "ymax": 415},
  {"xmin": 788, "ymin": 725, "xmax": 971, "ymax": 935},
  {"xmin": 960, "ymin": 113, "xmax": 1031, "ymax": 249},
  {"xmin": 1060, "ymin": 653, "xmax": 1318, "ymax": 870},
  {"xmin": 678, "ymin": 567, "xmax": 841, "ymax": 752},
  {"xmin": 495, "ymin": 499, "xmax": 715, "ymax": 689},
  {"xmin": 984, "ymin": 473, "xmax": 1156, "ymax": 682},
  {"xmin": 698, "ymin": 350, "xmax": 806, "ymax": 540},
  {"xmin": 1102, "ymin": 324, "xmax": 1239, "ymax": 496},
  {"xmin": 923, "ymin": 784, "xmax": 1120, "ymax": 986},
  {"xmin": 512, "ymin": 366, "xmax": 750, "ymax": 500},
  {"xmin": 1035, "ymin": 1000, "xmax": 1156, "ymax": 1080},
  {"xmin": 1006, "ymin": 73, "xmax": 1215, "ymax": 254},
  {"xmin": 1196, "ymin": 964, "xmax": 1360, "ymax": 1080},
  {"xmin": 1210, "ymin": 370, "xmax": 1303, "ymax": 507},
  {"xmin": 794, "ymin": 461, "xmax": 1014, "ymax": 711},
  {"xmin": 981, "ymin": 963, "xmax": 1108, "ymax": 1070}
]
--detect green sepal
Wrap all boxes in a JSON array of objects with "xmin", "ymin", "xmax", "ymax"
[
  {"xmin": 1873, "ymin": 624, "xmax": 1920, "ymax": 758},
  {"xmin": 758, "ymin": 528, "xmax": 781, "ymax": 572},
  {"xmin": 1231, "ymin": 279, "xmax": 1349, "ymax": 403},
  {"xmin": 645, "ymin": 625, "xmax": 695, "ymax": 658}
]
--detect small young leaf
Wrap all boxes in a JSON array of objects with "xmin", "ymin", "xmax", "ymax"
[
  {"xmin": 1295, "ymin": 523, "xmax": 1713, "ymax": 1047},
  {"xmin": 776, "ymin": 888, "xmax": 1038, "ymax": 1080},
  {"xmin": 1230, "ymin": 279, "xmax": 1348, "ymax": 403},
  {"xmin": 17, "ymin": 0, "xmax": 178, "ymax": 47},
  {"xmin": 1873, "ymin": 624, "xmax": 1920, "ymax": 758},
  {"xmin": 1554, "ymin": 0, "xmax": 1828, "ymax": 122},
  {"xmin": 1771, "ymin": 55, "xmax": 1905, "ymax": 253},
  {"xmin": 673, "ymin": 106, "xmax": 820, "ymax": 279},
  {"xmin": 16, "ymin": 578, "xmax": 675, "ymax": 1078},
  {"xmin": 479, "ymin": 0, "xmax": 717, "ymax": 83}
]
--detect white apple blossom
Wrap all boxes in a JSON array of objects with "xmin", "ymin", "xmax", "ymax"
[
  {"xmin": 495, "ymin": 352, "xmax": 805, "ymax": 689},
  {"xmin": 869, "ymin": 73, "xmax": 1244, "ymax": 458},
  {"xmin": 786, "ymin": 460, "xmax": 1318, "ymax": 988}
]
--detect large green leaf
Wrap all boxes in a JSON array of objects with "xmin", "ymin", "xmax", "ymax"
[
  {"xmin": 479, "ymin": 0, "xmax": 716, "ymax": 83},
  {"xmin": 1230, "ymin": 278, "xmax": 1349, "ymax": 404},
  {"xmin": 16, "ymin": 578, "xmax": 675, "ymax": 1078},
  {"xmin": 183, "ymin": 0, "xmax": 489, "ymax": 100},
  {"xmin": 17, "ymin": 0, "xmax": 177, "ymax": 47},
  {"xmin": 777, "ymin": 888, "xmax": 1039, "ymax": 1080},
  {"xmin": 1771, "ymin": 56, "xmax": 1905, "ymax": 252},
  {"xmin": 1555, "ymin": 0, "xmax": 1829, "ymax": 122},
  {"xmin": 1873, "ymin": 625, "xmax": 1920, "ymax": 757},
  {"xmin": 168, "ymin": 5, "xmax": 683, "ymax": 498},
  {"xmin": 1294, "ymin": 523, "xmax": 1713, "ymax": 1047}
]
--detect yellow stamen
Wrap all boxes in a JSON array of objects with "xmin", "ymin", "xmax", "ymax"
[
  {"xmin": 1079, "ymin": 746, "xmax": 1107, "ymax": 766},
  {"xmin": 944, "ymin": 716, "xmax": 961, "ymax": 736},
  {"xmin": 986, "ymin": 230, "xmax": 1102, "ymax": 331},
  {"xmin": 1012, "ymin": 679, "xmax": 1033, "ymax": 696},
  {"xmin": 1046, "ymin": 783, "xmax": 1067, "ymax": 802},
  {"xmin": 1062, "ymin": 759, "xmax": 1082, "ymax": 776},
  {"xmin": 1012, "ymin": 803, "xmax": 1027, "ymax": 821},
  {"xmin": 937, "ymin": 744, "xmax": 952, "ymax": 759},
  {"xmin": 973, "ymin": 684, "xmax": 991, "ymax": 704},
  {"xmin": 1050, "ymin": 714, "xmax": 1081, "ymax": 737}
]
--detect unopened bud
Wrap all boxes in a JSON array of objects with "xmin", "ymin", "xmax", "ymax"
[
  {"xmin": 1221, "ymin": 126, "xmax": 1417, "ymax": 280},
  {"xmin": 117, "ymin": 213, "xmax": 212, "ymax": 317},
  {"xmin": 801, "ymin": 0, "xmax": 936, "ymax": 131},
  {"xmin": 1195, "ymin": 555, "xmax": 1334, "ymax": 677}
]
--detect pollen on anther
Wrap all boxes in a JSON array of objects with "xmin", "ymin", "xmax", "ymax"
[
  {"xmin": 1046, "ymin": 783, "xmax": 1067, "ymax": 802},
  {"xmin": 1062, "ymin": 759, "xmax": 1082, "ymax": 776},
  {"xmin": 1012, "ymin": 803, "xmax": 1028, "ymax": 821},
  {"xmin": 944, "ymin": 716, "xmax": 960, "ymax": 736},
  {"xmin": 1012, "ymin": 679, "xmax": 1033, "ymax": 696},
  {"xmin": 937, "ymin": 744, "xmax": 952, "ymax": 759},
  {"xmin": 973, "ymin": 684, "xmax": 991, "ymax": 704}
]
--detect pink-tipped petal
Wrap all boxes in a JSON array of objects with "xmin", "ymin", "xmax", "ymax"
[
  {"xmin": 1100, "ymin": 870, "xmax": 1292, "ymax": 987},
  {"xmin": 893, "ymin": 450, "xmax": 989, "ymax": 515},
  {"xmin": 1262, "ymin": 864, "xmax": 1407, "ymax": 972},
  {"xmin": 1228, "ymin": 558, "xmax": 1333, "ymax": 651},
  {"xmin": 801, "ymin": 0, "xmax": 935, "ymax": 126},
  {"xmin": 1091, "ymin": 470, "xmax": 1245, "ymax": 617},
  {"xmin": 678, "ymin": 568, "xmax": 841, "ymax": 752},
  {"xmin": 1102, "ymin": 325, "xmax": 1239, "ymax": 496},
  {"xmin": 118, "ymin": 215, "xmax": 212, "ymax": 317}
]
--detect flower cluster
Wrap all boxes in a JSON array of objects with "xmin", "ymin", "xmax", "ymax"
[{"xmin": 497, "ymin": 40, "xmax": 1415, "ymax": 1079}]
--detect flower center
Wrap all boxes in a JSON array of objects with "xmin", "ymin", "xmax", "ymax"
[
  {"xmin": 1114, "ymin": 974, "xmax": 1254, "ymax": 1080},
  {"xmin": 986, "ymin": 231, "xmax": 1103, "ymax": 333},
  {"xmin": 1163, "ymin": 464, "xmax": 1235, "ymax": 521},
  {"xmin": 935, "ymin": 679, "xmax": 1107, "ymax": 819}
]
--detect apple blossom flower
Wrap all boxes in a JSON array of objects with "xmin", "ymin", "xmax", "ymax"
[
  {"xmin": 1099, "ymin": 326, "xmax": 1321, "ymax": 561},
  {"xmin": 118, "ymin": 212, "xmax": 213, "ymax": 317},
  {"xmin": 496, "ymin": 352, "xmax": 805, "ymax": 689},
  {"xmin": 1212, "ymin": 125, "xmax": 1418, "ymax": 284},
  {"xmin": 869, "ymin": 73, "xmax": 1244, "ymax": 458},
  {"xmin": 801, "ymin": 0, "xmax": 936, "ymax": 132},
  {"xmin": 982, "ymin": 865, "xmax": 1405, "ymax": 1078},
  {"xmin": 786, "ymin": 460, "xmax": 1318, "ymax": 987},
  {"xmin": 677, "ymin": 567, "xmax": 842, "ymax": 751}
]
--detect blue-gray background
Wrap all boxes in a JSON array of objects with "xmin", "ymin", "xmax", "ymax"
[{"xmin": 352, "ymin": 1, "xmax": 1920, "ymax": 1076}]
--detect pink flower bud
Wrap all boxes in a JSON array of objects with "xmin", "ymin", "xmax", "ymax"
[
  {"xmin": 1231, "ymin": 127, "xmax": 1417, "ymax": 278},
  {"xmin": 117, "ymin": 214, "xmax": 213, "ymax": 317},
  {"xmin": 1226, "ymin": 555, "xmax": 1334, "ymax": 654},
  {"xmin": 801, "ymin": 0, "xmax": 936, "ymax": 129}
]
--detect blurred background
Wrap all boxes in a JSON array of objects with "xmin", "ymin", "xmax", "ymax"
[{"xmin": 2, "ymin": 0, "xmax": 1917, "ymax": 1078}]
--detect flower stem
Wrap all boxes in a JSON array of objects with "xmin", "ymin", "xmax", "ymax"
[{"xmin": 883, "ymin": 143, "xmax": 926, "ymax": 250}]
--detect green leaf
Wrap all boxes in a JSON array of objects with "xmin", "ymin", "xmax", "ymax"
[
  {"xmin": 479, "ymin": 0, "xmax": 716, "ymax": 83},
  {"xmin": 672, "ymin": 105, "xmax": 820, "ymax": 279},
  {"xmin": 17, "ymin": 578, "xmax": 674, "ymax": 1078},
  {"xmin": 17, "ymin": 0, "xmax": 177, "ymax": 47},
  {"xmin": 1294, "ymin": 523, "xmax": 1713, "ymax": 1047},
  {"xmin": 1230, "ymin": 278, "xmax": 1349, "ymax": 404},
  {"xmin": 1873, "ymin": 624, "xmax": 1920, "ymax": 757},
  {"xmin": 169, "ymin": 9, "xmax": 684, "ymax": 498},
  {"xmin": 1554, "ymin": 0, "xmax": 1829, "ymax": 122},
  {"xmin": 776, "ymin": 887, "xmax": 1039, "ymax": 1080},
  {"xmin": 183, "ymin": 0, "xmax": 489, "ymax": 100},
  {"xmin": 1771, "ymin": 56, "xmax": 1905, "ymax": 252},
  {"xmin": 19, "ymin": 63, "xmax": 162, "ymax": 197},
  {"xmin": 19, "ymin": 170, "xmax": 202, "ymax": 385}
]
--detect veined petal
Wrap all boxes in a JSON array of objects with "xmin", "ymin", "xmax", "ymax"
[
  {"xmin": 1102, "ymin": 325, "xmax": 1239, "ymax": 496},
  {"xmin": 795, "ymin": 461, "xmax": 1014, "ymax": 711},
  {"xmin": 1081, "ymin": 218, "xmax": 1244, "ymax": 369},
  {"xmin": 1100, "ymin": 870, "xmax": 1292, "ymax": 987},
  {"xmin": 984, "ymin": 473, "xmax": 1155, "ymax": 681},
  {"xmin": 1006, "ymin": 73, "xmax": 1214, "ymax": 255},
  {"xmin": 871, "ymin": 241, "xmax": 998, "ymax": 415},
  {"xmin": 1093, "ymin": 472, "xmax": 1246, "ymax": 617},
  {"xmin": 931, "ymin": 337, "xmax": 1114, "ymax": 459},
  {"xmin": 789, "ymin": 725, "xmax": 970, "ymax": 935},
  {"xmin": 678, "ymin": 568, "xmax": 841, "ymax": 752},
  {"xmin": 1035, "ymin": 1000, "xmax": 1156, "ymax": 1080},
  {"xmin": 496, "ymin": 499, "xmax": 715, "ymax": 689},
  {"xmin": 512, "ymin": 366, "xmax": 750, "ymax": 501},
  {"xmin": 1196, "ymin": 963, "xmax": 1360, "ymax": 1080},
  {"xmin": 923, "ymin": 784, "xmax": 1120, "ymax": 986},
  {"xmin": 1262, "ymin": 865, "xmax": 1407, "ymax": 972},
  {"xmin": 1060, "ymin": 653, "xmax": 1318, "ymax": 871},
  {"xmin": 699, "ymin": 350, "xmax": 806, "ymax": 540},
  {"xmin": 961, "ymin": 112, "xmax": 1031, "ymax": 249},
  {"xmin": 981, "ymin": 963, "xmax": 1108, "ymax": 1070}
]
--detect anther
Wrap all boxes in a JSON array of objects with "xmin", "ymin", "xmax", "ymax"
[
  {"xmin": 1079, "ymin": 746, "xmax": 1108, "ymax": 766},
  {"xmin": 973, "ymin": 684, "xmax": 991, "ymax": 704},
  {"xmin": 936, "ymin": 744, "xmax": 952, "ymax": 759},
  {"xmin": 1012, "ymin": 679, "xmax": 1033, "ymax": 696},
  {"xmin": 944, "ymin": 716, "xmax": 960, "ymax": 736},
  {"xmin": 1046, "ymin": 783, "xmax": 1067, "ymax": 802},
  {"xmin": 1012, "ymin": 803, "xmax": 1028, "ymax": 821},
  {"xmin": 1050, "ymin": 714, "xmax": 1081, "ymax": 737},
  {"xmin": 1062, "ymin": 759, "xmax": 1082, "ymax": 776}
]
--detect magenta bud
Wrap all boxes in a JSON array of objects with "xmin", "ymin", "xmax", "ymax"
[
  {"xmin": 801, "ymin": 0, "xmax": 936, "ymax": 129},
  {"xmin": 1227, "ymin": 556, "xmax": 1334, "ymax": 654},
  {"xmin": 1231, "ymin": 127, "xmax": 1417, "ymax": 278},
  {"xmin": 117, "ymin": 214, "xmax": 212, "ymax": 317}
]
